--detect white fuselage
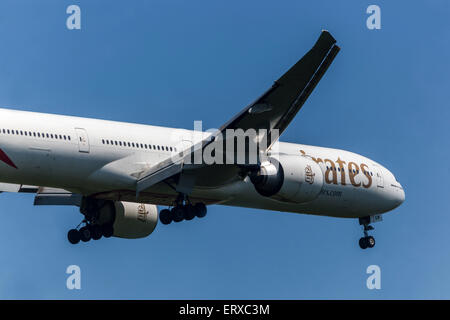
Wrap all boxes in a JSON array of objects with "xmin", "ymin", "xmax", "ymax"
[{"xmin": 0, "ymin": 108, "xmax": 405, "ymax": 218}]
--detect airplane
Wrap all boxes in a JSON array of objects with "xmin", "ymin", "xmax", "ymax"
[{"xmin": 0, "ymin": 31, "xmax": 404, "ymax": 250}]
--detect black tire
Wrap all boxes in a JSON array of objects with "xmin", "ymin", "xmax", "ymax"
[
  {"xmin": 184, "ymin": 204, "xmax": 195, "ymax": 221},
  {"xmin": 91, "ymin": 225, "xmax": 103, "ymax": 240},
  {"xmin": 79, "ymin": 226, "xmax": 91, "ymax": 242},
  {"xmin": 67, "ymin": 229, "xmax": 80, "ymax": 244},
  {"xmin": 194, "ymin": 203, "xmax": 207, "ymax": 218},
  {"xmin": 102, "ymin": 224, "xmax": 114, "ymax": 238},
  {"xmin": 359, "ymin": 237, "xmax": 368, "ymax": 249},
  {"xmin": 171, "ymin": 207, "xmax": 184, "ymax": 222},
  {"xmin": 366, "ymin": 236, "xmax": 375, "ymax": 248},
  {"xmin": 159, "ymin": 209, "xmax": 172, "ymax": 225}
]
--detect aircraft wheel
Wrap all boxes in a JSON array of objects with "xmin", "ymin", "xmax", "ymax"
[
  {"xmin": 359, "ymin": 237, "xmax": 368, "ymax": 249},
  {"xmin": 159, "ymin": 209, "xmax": 172, "ymax": 225},
  {"xmin": 68, "ymin": 229, "xmax": 80, "ymax": 244},
  {"xmin": 184, "ymin": 204, "xmax": 195, "ymax": 221},
  {"xmin": 194, "ymin": 203, "xmax": 207, "ymax": 218},
  {"xmin": 102, "ymin": 224, "xmax": 114, "ymax": 238},
  {"xmin": 91, "ymin": 225, "xmax": 103, "ymax": 240},
  {"xmin": 79, "ymin": 226, "xmax": 91, "ymax": 242},
  {"xmin": 366, "ymin": 236, "xmax": 375, "ymax": 248},
  {"xmin": 171, "ymin": 207, "xmax": 184, "ymax": 222}
]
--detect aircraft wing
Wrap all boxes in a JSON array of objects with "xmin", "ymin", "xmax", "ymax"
[
  {"xmin": 0, "ymin": 183, "xmax": 82, "ymax": 206},
  {"xmin": 137, "ymin": 30, "xmax": 340, "ymax": 194},
  {"xmin": 217, "ymin": 30, "xmax": 339, "ymax": 147}
]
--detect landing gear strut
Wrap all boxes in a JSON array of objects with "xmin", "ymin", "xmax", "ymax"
[
  {"xmin": 67, "ymin": 198, "xmax": 115, "ymax": 245},
  {"xmin": 159, "ymin": 194, "xmax": 207, "ymax": 225},
  {"xmin": 358, "ymin": 217, "xmax": 376, "ymax": 249}
]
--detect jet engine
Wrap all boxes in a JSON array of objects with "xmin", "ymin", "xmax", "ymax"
[
  {"xmin": 96, "ymin": 201, "xmax": 158, "ymax": 239},
  {"xmin": 249, "ymin": 155, "xmax": 323, "ymax": 204}
]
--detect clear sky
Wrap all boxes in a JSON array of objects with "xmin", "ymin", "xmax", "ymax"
[{"xmin": 0, "ymin": 0, "xmax": 448, "ymax": 299}]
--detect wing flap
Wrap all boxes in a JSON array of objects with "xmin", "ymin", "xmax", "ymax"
[
  {"xmin": 0, "ymin": 183, "xmax": 39, "ymax": 193},
  {"xmin": 33, "ymin": 187, "xmax": 82, "ymax": 206}
]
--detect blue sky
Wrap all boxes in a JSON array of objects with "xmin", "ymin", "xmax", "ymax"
[{"xmin": 0, "ymin": 0, "xmax": 448, "ymax": 299}]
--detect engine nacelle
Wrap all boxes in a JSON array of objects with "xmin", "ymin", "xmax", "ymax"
[
  {"xmin": 96, "ymin": 201, "xmax": 158, "ymax": 239},
  {"xmin": 250, "ymin": 155, "xmax": 323, "ymax": 204},
  {"xmin": 113, "ymin": 202, "xmax": 158, "ymax": 239}
]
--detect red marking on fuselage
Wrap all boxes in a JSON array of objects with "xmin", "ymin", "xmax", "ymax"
[{"xmin": 0, "ymin": 149, "xmax": 18, "ymax": 169}]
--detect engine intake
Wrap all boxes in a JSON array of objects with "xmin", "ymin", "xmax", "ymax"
[{"xmin": 250, "ymin": 155, "xmax": 323, "ymax": 204}]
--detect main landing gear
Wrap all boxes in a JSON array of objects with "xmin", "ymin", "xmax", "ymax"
[
  {"xmin": 358, "ymin": 216, "xmax": 376, "ymax": 250},
  {"xmin": 159, "ymin": 195, "xmax": 207, "ymax": 225},
  {"xmin": 67, "ymin": 221, "xmax": 114, "ymax": 245},
  {"xmin": 67, "ymin": 198, "xmax": 115, "ymax": 245}
]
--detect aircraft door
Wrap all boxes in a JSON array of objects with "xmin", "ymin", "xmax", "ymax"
[
  {"xmin": 75, "ymin": 128, "xmax": 90, "ymax": 153},
  {"xmin": 373, "ymin": 166, "xmax": 384, "ymax": 188}
]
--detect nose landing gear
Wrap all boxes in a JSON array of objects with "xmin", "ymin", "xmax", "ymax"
[{"xmin": 359, "ymin": 217, "xmax": 376, "ymax": 249}]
